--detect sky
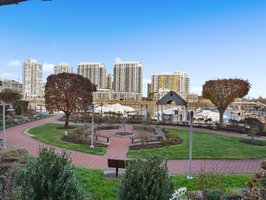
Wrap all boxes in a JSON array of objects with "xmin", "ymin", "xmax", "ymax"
[{"xmin": 0, "ymin": 0, "xmax": 266, "ymax": 98}]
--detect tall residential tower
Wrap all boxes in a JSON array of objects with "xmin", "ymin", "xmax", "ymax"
[
  {"xmin": 113, "ymin": 61, "xmax": 142, "ymax": 100},
  {"xmin": 149, "ymin": 72, "xmax": 190, "ymax": 100},
  {"xmin": 77, "ymin": 62, "xmax": 106, "ymax": 89},
  {"xmin": 22, "ymin": 59, "xmax": 43, "ymax": 98},
  {"xmin": 54, "ymin": 62, "xmax": 73, "ymax": 74}
]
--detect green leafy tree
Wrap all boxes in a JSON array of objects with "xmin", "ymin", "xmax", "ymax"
[
  {"xmin": 44, "ymin": 73, "xmax": 96, "ymax": 127},
  {"xmin": 118, "ymin": 157, "xmax": 173, "ymax": 200},
  {"xmin": 14, "ymin": 147, "xmax": 85, "ymax": 200},
  {"xmin": 0, "ymin": 88, "xmax": 21, "ymax": 104},
  {"xmin": 202, "ymin": 78, "xmax": 250, "ymax": 127}
]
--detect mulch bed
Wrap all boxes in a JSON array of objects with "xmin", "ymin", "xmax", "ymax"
[
  {"xmin": 240, "ymin": 138, "xmax": 266, "ymax": 146},
  {"xmin": 62, "ymin": 136, "xmax": 107, "ymax": 147},
  {"xmin": 129, "ymin": 139, "xmax": 183, "ymax": 150}
]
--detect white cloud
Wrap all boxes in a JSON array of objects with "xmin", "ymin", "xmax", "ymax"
[
  {"xmin": 143, "ymin": 78, "xmax": 151, "ymax": 84},
  {"xmin": 0, "ymin": 72, "xmax": 16, "ymax": 80},
  {"xmin": 115, "ymin": 57, "xmax": 123, "ymax": 63},
  {"xmin": 42, "ymin": 62, "xmax": 55, "ymax": 82},
  {"xmin": 191, "ymin": 86, "xmax": 202, "ymax": 95},
  {"xmin": 6, "ymin": 60, "xmax": 22, "ymax": 66},
  {"xmin": 43, "ymin": 62, "xmax": 55, "ymax": 73}
]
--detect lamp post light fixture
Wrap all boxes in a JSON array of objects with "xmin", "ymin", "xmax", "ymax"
[
  {"xmin": 1, "ymin": 101, "xmax": 14, "ymax": 148},
  {"xmin": 88, "ymin": 104, "xmax": 95, "ymax": 148},
  {"xmin": 187, "ymin": 111, "xmax": 194, "ymax": 180}
]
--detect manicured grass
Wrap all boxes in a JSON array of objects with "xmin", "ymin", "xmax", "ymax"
[
  {"xmin": 128, "ymin": 128, "xmax": 266, "ymax": 159},
  {"xmin": 74, "ymin": 167, "xmax": 252, "ymax": 199},
  {"xmin": 172, "ymin": 174, "xmax": 252, "ymax": 191},
  {"xmin": 28, "ymin": 123, "xmax": 107, "ymax": 155},
  {"xmin": 75, "ymin": 167, "xmax": 119, "ymax": 200}
]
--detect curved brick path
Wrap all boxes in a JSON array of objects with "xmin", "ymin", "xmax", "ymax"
[{"xmin": 0, "ymin": 116, "xmax": 263, "ymax": 175}]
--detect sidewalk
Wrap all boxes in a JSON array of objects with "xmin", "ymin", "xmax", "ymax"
[{"xmin": 0, "ymin": 116, "xmax": 263, "ymax": 174}]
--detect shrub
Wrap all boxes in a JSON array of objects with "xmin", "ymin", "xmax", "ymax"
[
  {"xmin": 136, "ymin": 130, "xmax": 153, "ymax": 145},
  {"xmin": 69, "ymin": 125, "xmax": 89, "ymax": 139},
  {"xmin": 246, "ymin": 160, "xmax": 266, "ymax": 199},
  {"xmin": 14, "ymin": 147, "xmax": 85, "ymax": 200},
  {"xmin": 225, "ymin": 188, "xmax": 248, "ymax": 200},
  {"xmin": 118, "ymin": 157, "xmax": 173, "ymax": 200},
  {"xmin": 0, "ymin": 147, "xmax": 28, "ymax": 200},
  {"xmin": 161, "ymin": 130, "xmax": 182, "ymax": 145},
  {"xmin": 205, "ymin": 188, "xmax": 223, "ymax": 200},
  {"xmin": 239, "ymin": 117, "xmax": 264, "ymax": 132}
]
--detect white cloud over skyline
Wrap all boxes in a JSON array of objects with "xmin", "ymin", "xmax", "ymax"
[{"xmin": 6, "ymin": 60, "xmax": 22, "ymax": 67}]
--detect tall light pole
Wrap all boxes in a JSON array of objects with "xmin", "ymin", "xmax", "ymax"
[
  {"xmin": 187, "ymin": 111, "xmax": 194, "ymax": 179},
  {"xmin": 1, "ymin": 101, "xmax": 6, "ymax": 148},
  {"xmin": 89, "ymin": 104, "xmax": 95, "ymax": 148},
  {"xmin": 1, "ymin": 101, "xmax": 15, "ymax": 148}
]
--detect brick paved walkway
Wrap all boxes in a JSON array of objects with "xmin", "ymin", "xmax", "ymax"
[{"xmin": 0, "ymin": 116, "xmax": 263, "ymax": 175}]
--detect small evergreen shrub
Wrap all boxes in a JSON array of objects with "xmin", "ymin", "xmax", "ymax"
[
  {"xmin": 14, "ymin": 147, "xmax": 85, "ymax": 200},
  {"xmin": 118, "ymin": 157, "xmax": 173, "ymax": 200},
  {"xmin": 205, "ymin": 188, "xmax": 223, "ymax": 200}
]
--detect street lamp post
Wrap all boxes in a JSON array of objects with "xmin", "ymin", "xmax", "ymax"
[
  {"xmin": 187, "ymin": 111, "xmax": 194, "ymax": 180},
  {"xmin": 0, "ymin": 101, "xmax": 14, "ymax": 148},
  {"xmin": 1, "ymin": 101, "xmax": 6, "ymax": 148},
  {"xmin": 89, "ymin": 104, "xmax": 95, "ymax": 148}
]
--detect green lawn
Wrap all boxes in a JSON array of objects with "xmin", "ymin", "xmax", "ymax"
[
  {"xmin": 28, "ymin": 123, "xmax": 107, "ymax": 155},
  {"xmin": 128, "ymin": 128, "xmax": 266, "ymax": 159},
  {"xmin": 74, "ymin": 167, "xmax": 252, "ymax": 199},
  {"xmin": 75, "ymin": 168, "xmax": 119, "ymax": 200}
]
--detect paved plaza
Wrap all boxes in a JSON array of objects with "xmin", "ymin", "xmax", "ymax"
[{"xmin": 0, "ymin": 116, "xmax": 263, "ymax": 175}]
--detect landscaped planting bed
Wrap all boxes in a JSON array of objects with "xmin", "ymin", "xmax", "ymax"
[
  {"xmin": 28, "ymin": 123, "xmax": 107, "ymax": 155},
  {"xmin": 128, "ymin": 128, "xmax": 266, "ymax": 159}
]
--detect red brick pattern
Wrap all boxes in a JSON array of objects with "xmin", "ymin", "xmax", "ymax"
[{"xmin": 0, "ymin": 116, "xmax": 263, "ymax": 174}]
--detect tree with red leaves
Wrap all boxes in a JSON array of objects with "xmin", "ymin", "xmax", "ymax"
[
  {"xmin": 44, "ymin": 73, "xmax": 96, "ymax": 127},
  {"xmin": 202, "ymin": 78, "xmax": 251, "ymax": 127}
]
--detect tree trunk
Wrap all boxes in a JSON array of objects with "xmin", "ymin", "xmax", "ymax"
[
  {"xmin": 65, "ymin": 113, "xmax": 70, "ymax": 128},
  {"xmin": 219, "ymin": 110, "xmax": 225, "ymax": 127}
]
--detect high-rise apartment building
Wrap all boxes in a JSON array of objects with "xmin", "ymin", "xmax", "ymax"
[
  {"xmin": 77, "ymin": 62, "xmax": 106, "ymax": 89},
  {"xmin": 149, "ymin": 72, "xmax": 190, "ymax": 100},
  {"xmin": 106, "ymin": 73, "xmax": 112, "ymax": 89},
  {"xmin": 22, "ymin": 59, "xmax": 43, "ymax": 98},
  {"xmin": 113, "ymin": 61, "xmax": 142, "ymax": 100},
  {"xmin": 54, "ymin": 62, "xmax": 73, "ymax": 74}
]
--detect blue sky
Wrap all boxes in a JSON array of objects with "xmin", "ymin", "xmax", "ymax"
[{"xmin": 0, "ymin": 0, "xmax": 266, "ymax": 97}]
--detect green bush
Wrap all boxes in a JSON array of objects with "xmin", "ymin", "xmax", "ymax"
[
  {"xmin": 205, "ymin": 188, "xmax": 224, "ymax": 200},
  {"xmin": 118, "ymin": 157, "xmax": 173, "ymax": 200},
  {"xmin": 70, "ymin": 125, "xmax": 89, "ymax": 138},
  {"xmin": 225, "ymin": 188, "xmax": 248, "ymax": 200},
  {"xmin": 161, "ymin": 130, "xmax": 182, "ymax": 144},
  {"xmin": 14, "ymin": 147, "xmax": 85, "ymax": 200}
]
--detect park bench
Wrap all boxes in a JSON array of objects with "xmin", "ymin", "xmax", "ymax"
[
  {"xmin": 154, "ymin": 128, "xmax": 166, "ymax": 139},
  {"xmin": 95, "ymin": 133, "xmax": 112, "ymax": 143},
  {"xmin": 129, "ymin": 135, "xmax": 140, "ymax": 144},
  {"xmin": 107, "ymin": 158, "xmax": 128, "ymax": 177}
]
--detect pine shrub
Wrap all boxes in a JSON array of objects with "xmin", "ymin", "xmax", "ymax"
[
  {"xmin": 118, "ymin": 157, "xmax": 173, "ymax": 200},
  {"xmin": 14, "ymin": 147, "xmax": 85, "ymax": 200}
]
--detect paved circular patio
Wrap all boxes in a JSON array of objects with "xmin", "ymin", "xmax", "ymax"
[{"xmin": 0, "ymin": 115, "xmax": 263, "ymax": 175}]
